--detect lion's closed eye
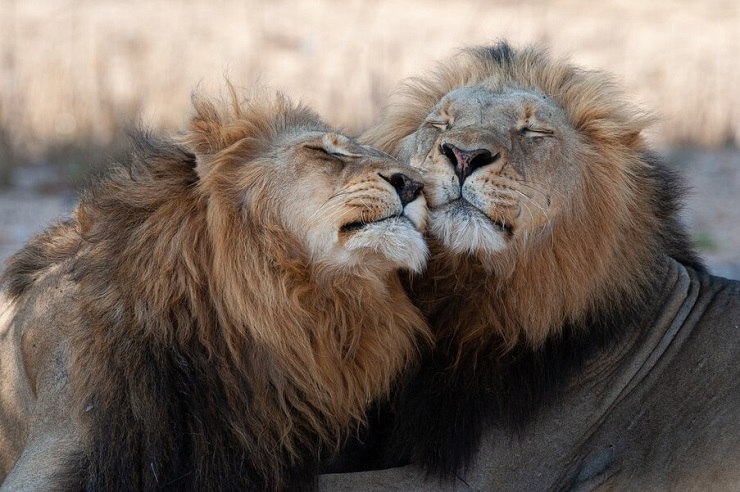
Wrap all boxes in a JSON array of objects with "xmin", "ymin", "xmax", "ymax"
[
  {"xmin": 426, "ymin": 120, "xmax": 449, "ymax": 131},
  {"xmin": 304, "ymin": 145, "xmax": 348, "ymax": 159},
  {"xmin": 322, "ymin": 133, "xmax": 364, "ymax": 158},
  {"xmin": 519, "ymin": 127, "xmax": 554, "ymax": 138}
]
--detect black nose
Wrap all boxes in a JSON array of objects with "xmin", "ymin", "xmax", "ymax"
[
  {"xmin": 440, "ymin": 143, "xmax": 498, "ymax": 184},
  {"xmin": 382, "ymin": 172, "xmax": 424, "ymax": 207}
]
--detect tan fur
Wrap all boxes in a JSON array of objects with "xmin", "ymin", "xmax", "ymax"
[
  {"xmin": 0, "ymin": 90, "xmax": 430, "ymax": 490},
  {"xmin": 362, "ymin": 44, "xmax": 676, "ymax": 352}
]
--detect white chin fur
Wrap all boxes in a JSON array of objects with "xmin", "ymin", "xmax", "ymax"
[
  {"xmin": 401, "ymin": 195, "xmax": 428, "ymax": 232},
  {"xmin": 344, "ymin": 218, "xmax": 429, "ymax": 273},
  {"xmin": 429, "ymin": 206, "xmax": 507, "ymax": 256}
]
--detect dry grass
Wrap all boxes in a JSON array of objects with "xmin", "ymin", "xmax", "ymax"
[{"xmin": 0, "ymin": 0, "xmax": 738, "ymax": 183}]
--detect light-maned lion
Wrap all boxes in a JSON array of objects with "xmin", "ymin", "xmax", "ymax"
[
  {"xmin": 320, "ymin": 43, "xmax": 740, "ymax": 491},
  {"xmin": 0, "ymin": 90, "xmax": 432, "ymax": 491}
]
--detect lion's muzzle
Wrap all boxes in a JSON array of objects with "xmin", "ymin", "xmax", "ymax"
[{"xmin": 379, "ymin": 172, "xmax": 424, "ymax": 206}]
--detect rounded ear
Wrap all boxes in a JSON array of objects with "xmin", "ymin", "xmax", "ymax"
[
  {"xmin": 185, "ymin": 95, "xmax": 227, "ymax": 156},
  {"xmin": 184, "ymin": 88, "xmax": 257, "ymax": 180},
  {"xmin": 182, "ymin": 86, "xmax": 329, "ymax": 181},
  {"xmin": 184, "ymin": 89, "xmax": 249, "ymax": 158}
]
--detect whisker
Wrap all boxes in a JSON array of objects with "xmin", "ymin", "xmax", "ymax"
[
  {"xmin": 307, "ymin": 200, "xmax": 348, "ymax": 226},
  {"xmin": 321, "ymin": 189, "xmax": 356, "ymax": 206},
  {"xmin": 513, "ymin": 190, "xmax": 547, "ymax": 215},
  {"xmin": 516, "ymin": 196, "xmax": 536, "ymax": 222},
  {"xmin": 514, "ymin": 181, "xmax": 559, "ymax": 204}
]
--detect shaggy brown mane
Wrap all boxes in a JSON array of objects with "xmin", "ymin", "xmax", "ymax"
[
  {"xmin": 346, "ymin": 42, "xmax": 705, "ymax": 478},
  {"xmin": 11, "ymin": 92, "xmax": 429, "ymax": 490},
  {"xmin": 364, "ymin": 43, "xmax": 703, "ymax": 353}
]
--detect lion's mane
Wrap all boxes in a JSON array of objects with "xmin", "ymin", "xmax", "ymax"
[
  {"xmin": 357, "ymin": 42, "xmax": 705, "ymax": 477},
  {"xmin": 3, "ymin": 93, "xmax": 427, "ymax": 490}
]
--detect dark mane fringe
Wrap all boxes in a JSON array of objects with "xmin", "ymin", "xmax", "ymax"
[
  {"xmin": 392, "ymin": 269, "xmax": 661, "ymax": 478},
  {"xmin": 69, "ymin": 134, "xmax": 294, "ymax": 490},
  {"xmin": 641, "ymin": 151, "xmax": 704, "ymax": 272}
]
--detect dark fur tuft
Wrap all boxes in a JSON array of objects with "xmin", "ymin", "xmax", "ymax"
[{"xmin": 474, "ymin": 41, "xmax": 515, "ymax": 67}]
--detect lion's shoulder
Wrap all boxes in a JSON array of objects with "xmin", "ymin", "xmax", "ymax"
[
  {"xmin": 1, "ymin": 232, "xmax": 82, "ymax": 483},
  {"xmin": 1, "ymin": 219, "xmax": 81, "ymax": 300}
]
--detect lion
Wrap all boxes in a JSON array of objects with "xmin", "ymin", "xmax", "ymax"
[
  {"xmin": 0, "ymin": 90, "xmax": 432, "ymax": 491},
  {"xmin": 320, "ymin": 42, "xmax": 740, "ymax": 490}
]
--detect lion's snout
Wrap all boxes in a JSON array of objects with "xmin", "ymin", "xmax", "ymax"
[
  {"xmin": 379, "ymin": 172, "xmax": 424, "ymax": 206},
  {"xmin": 439, "ymin": 142, "xmax": 500, "ymax": 184}
]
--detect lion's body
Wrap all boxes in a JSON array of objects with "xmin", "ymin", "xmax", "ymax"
[
  {"xmin": 322, "ymin": 260, "xmax": 740, "ymax": 490},
  {"xmin": 320, "ymin": 43, "xmax": 740, "ymax": 490},
  {"xmin": 0, "ymin": 93, "xmax": 430, "ymax": 491}
]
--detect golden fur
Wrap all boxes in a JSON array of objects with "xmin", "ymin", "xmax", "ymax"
[
  {"xmin": 0, "ymin": 90, "xmax": 430, "ymax": 490},
  {"xmin": 349, "ymin": 42, "xmax": 706, "ymax": 478},
  {"xmin": 363, "ymin": 42, "xmax": 699, "ymax": 353}
]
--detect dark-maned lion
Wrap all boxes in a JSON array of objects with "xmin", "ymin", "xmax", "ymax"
[
  {"xmin": 320, "ymin": 42, "xmax": 740, "ymax": 491},
  {"xmin": 0, "ymin": 90, "xmax": 431, "ymax": 491}
]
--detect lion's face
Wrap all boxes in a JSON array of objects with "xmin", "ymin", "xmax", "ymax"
[
  {"xmin": 399, "ymin": 85, "xmax": 579, "ymax": 257},
  {"xmin": 256, "ymin": 131, "xmax": 429, "ymax": 273}
]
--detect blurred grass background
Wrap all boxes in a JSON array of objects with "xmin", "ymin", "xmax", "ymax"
[
  {"xmin": 0, "ymin": 0, "xmax": 739, "ymax": 275},
  {"xmin": 1, "ymin": 0, "xmax": 738, "ymax": 183}
]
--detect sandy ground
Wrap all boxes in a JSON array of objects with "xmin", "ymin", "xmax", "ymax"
[{"xmin": 1, "ymin": 149, "xmax": 739, "ymax": 279}]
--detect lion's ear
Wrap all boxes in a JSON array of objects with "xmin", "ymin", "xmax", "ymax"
[
  {"xmin": 184, "ymin": 93, "xmax": 261, "ymax": 182},
  {"xmin": 184, "ymin": 95, "xmax": 240, "ymax": 157}
]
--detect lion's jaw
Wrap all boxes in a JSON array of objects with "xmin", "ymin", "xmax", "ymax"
[
  {"xmin": 401, "ymin": 86, "xmax": 577, "ymax": 259},
  {"xmin": 338, "ymin": 201, "xmax": 428, "ymax": 274},
  {"xmin": 280, "ymin": 132, "xmax": 429, "ymax": 275}
]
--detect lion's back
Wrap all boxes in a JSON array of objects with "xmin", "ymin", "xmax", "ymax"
[{"xmin": 608, "ymin": 270, "xmax": 740, "ymax": 489}]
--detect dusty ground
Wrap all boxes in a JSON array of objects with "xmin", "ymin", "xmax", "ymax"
[{"xmin": 1, "ymin": 149, "xmax": 738, "ymax": 279}]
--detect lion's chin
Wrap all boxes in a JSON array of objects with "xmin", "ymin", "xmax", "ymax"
[
  {"xmin": 429, "ymin": 201, "xmax": 509, "ymax": 256},
  {"xmin": 343, "ymin": 217, "xmax": 429, "ymax": 273}
]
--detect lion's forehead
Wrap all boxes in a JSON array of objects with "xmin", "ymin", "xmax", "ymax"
[{"xmin": 441, "ymin": 87, "xmax": 567, "ymax": 129}]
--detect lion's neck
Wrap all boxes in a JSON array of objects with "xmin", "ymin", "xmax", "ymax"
[
  {"xmin": 411, "ymin": 230, "xmax": 666, "ymax": 358},
  {"xmin": 221, "ymin": 262, "xmax": 426, "ymax": 445},
  {"xmin": 201, "ymin": 200, "xmax": 425, "ymax": 439}
]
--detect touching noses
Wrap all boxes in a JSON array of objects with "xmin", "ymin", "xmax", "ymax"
[
  {"xmin": 381, "ymin": 172, "xmax": 424, "ymax": 206},
  {"xmin": 440, "ymin": 143, "xmax": 499, "ymax": 184}
]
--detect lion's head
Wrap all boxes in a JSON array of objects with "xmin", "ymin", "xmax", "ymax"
[
  {"xmin": 0, "ymin": 90, "xmax": 431, "ymax": 490},
  {"xmin": 186, "ymin": 92, "xmax": 428, "ymax": 277},
  {"xmin": 363, "ymin": 43, "xmax": 701, "ymax": 349},
  {"xmin": 399, "ymin": 84, "xmax": 577, "ymax": 258}
]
